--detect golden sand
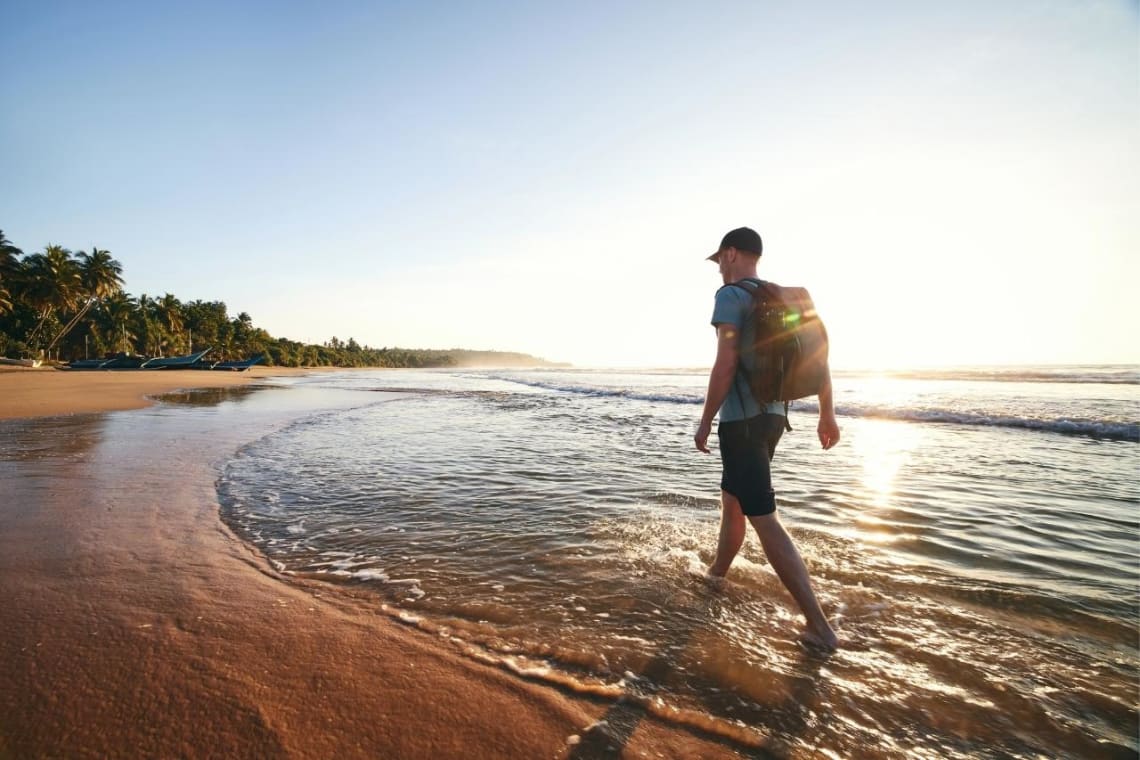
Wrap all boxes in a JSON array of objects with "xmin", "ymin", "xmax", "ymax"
[
  {"xmin": 0, "ymin": 365, "xmax": 317, "ymax": 419},
  {"xmin": 0, "ymin": 368, "xmax": 744, "ymax": 758}
]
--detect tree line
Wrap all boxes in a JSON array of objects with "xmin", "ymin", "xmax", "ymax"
[{"xmin": 0, "ymin": 230, "xmax": 557, "ymax": 369}]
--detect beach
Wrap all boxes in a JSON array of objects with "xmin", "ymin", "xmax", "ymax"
[
  {"xmin": 0, "ymin": 365, "xmax": 315, "ymax": 419},
  {"xmin": 0, "ymin": 369, "xmax": 747, "ymax": 759},
  {"xmin": 2, "ymin": 366, "xmax": 1136, "ymax": 758}
]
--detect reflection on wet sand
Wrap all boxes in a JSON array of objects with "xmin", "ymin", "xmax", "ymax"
[{"xmin": 154, "ymin": 384, "xmax": 281, "ymax": 407}]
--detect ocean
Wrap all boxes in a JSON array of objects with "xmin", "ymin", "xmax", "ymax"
[{"xmin": 212, "ymin": 365, "xmax": 1138, "ymax": 758}]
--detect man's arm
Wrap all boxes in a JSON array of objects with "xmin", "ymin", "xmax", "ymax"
[
  {"xmin": 817, "ymin": 368, "xmax": 840, "ymax": 450},
  {"xmin": 695, "ymin": 323, "xmax": 739, "ymax": 453}
]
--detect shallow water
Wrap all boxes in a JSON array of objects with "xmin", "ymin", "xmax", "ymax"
[{"xmin": 214, "ymin": 367, "xmax": 1139, "ymax": 758}]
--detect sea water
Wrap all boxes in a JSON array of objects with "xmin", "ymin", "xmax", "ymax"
[{"xmin": 217, "ymin": 366, "xmax": 1139, "ymax": 758}]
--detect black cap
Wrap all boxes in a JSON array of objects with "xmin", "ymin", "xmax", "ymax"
[{"xmin": 707, "ymin": 227, "xmax": 762, "ymax": 261}]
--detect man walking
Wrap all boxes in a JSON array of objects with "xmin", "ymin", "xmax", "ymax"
[{"xmin": 694, "ymin": 226, "xmax": 840, "ymax": 651}]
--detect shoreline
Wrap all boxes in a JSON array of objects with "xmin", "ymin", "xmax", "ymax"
[
  {"xmin": 0, "ymin": 365, "xmax": 328, "ymax": 420},
  {"xmin": 0, "ymin": 374, "xmax": 747, "ymax": 758}
]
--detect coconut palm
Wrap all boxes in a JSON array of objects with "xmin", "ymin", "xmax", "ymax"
[
  {"xmin": 45, "ymin": 247, "xmax": 124, "ymax": 353},
  {"xmin": 0, "ymin": 230, "xmax": 21, "ymax": 274},
  {"xmin": 0, "ymin": 231, "xmax": 22, "ymax": 312},
  {"xmin": 135, "ymin": 293, "xmax": 158, "ymax": 355},
  {"xmin": 136, "ymin": 293, "xmax": 179, "ymax": 356},
  {"xmin": 154, "ymin": 293, "xmax": 185, "ymax": 352},
  {"xmin": 21, "ymin": 245, "xmax": 81, "ymax": 349},
  {"xmin": 96, "ymin": 292, "xmax": 137, "ymax": 354}
]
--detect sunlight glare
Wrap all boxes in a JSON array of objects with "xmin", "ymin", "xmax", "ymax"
[{"xmin": 837, "ymin": 419, "xmax": 925, "ymax": 548}]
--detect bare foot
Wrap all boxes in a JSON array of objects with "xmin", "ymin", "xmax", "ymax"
[
  {"xmin": 799, "ymin": 625, "xmax": 840, "ymax": 652},
  {"xmin": 702, "ymin": 570, "xmax": 727, "ymax": 591}
]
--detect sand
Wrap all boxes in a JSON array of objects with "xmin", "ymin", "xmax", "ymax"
[
  {"xmin": 0, "ymin": 369, "xmax": 753, "ymax": 759},
  {"xmin": 0, "ymin": 365, "xmax": 318, "ymax": 419}
]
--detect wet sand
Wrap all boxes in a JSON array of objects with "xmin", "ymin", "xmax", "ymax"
[{"xmin": 0, "ymin": 373, "xmax": 752, "ymax": 758}]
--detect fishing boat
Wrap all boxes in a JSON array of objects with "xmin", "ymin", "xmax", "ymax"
[
  {"xmin": 63, "ymin": 357, "xmax": 110, "ymax": 369},
  {"xmin": 210, "ymin": 354, "xmax": 265, "ymax": 372},
  {"xmin": 0, "ymin": 357, "xmax": 43, "ymax": 368},
  {"xmin": 64, "ymin": 352, "xmax": 152, "ymax": 369},
  {"xmin": 98, "ymin": 353, "xmax": 152, "ymax": 369},
  {"xmin": 144, "ymin": 348, "xmax": 212, "ymax": 369}
]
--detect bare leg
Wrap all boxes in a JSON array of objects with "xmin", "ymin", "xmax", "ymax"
[
  {"xmin": 707, "ymin": 490, "xmax": 747, "ymax": 577},
  {"xmin": 748, "ymin": 513, "xmax": 839, "ymax": 650}
]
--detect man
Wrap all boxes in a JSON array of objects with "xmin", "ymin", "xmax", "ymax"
[{"xmin": 694, "ymin": 226, "xmax": 841, "ymax": 651}]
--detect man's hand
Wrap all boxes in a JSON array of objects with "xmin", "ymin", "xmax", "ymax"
[
  {"xmin": 695, "ymin": 419, "xmax": 713, "ymax": 453},
  {"xmin": 818, "ymin": 413, "xmax": 840, "ymax": 450}
]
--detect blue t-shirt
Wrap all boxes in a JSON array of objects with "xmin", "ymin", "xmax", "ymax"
[{"xmin": 711, "ymin": 280, "xmax": 785, "ymax": 422}]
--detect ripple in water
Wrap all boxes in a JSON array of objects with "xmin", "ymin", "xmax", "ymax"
[{"xmin": 218, "ymin": 386, "xmax": 1139, "ymax": 758}]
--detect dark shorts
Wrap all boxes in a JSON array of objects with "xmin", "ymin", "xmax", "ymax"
[{"xmin": 718, "ymin": 413, "xmax": 785, "ymax": 517}]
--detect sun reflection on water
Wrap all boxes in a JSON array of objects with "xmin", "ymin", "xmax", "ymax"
[{"xmin": 843, "ymin": 419, "xmax": 925, "ymax": 548}]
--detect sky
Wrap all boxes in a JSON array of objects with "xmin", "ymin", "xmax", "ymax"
[{"xmin": 1, "ymin": 0, "xmax": 1136, "ymax": 369}]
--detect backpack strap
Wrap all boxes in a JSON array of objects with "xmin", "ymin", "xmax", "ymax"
[
  {"xmin": 728, "ymin": 277, "xmax": 762, "ymax": 296},
  {"xmin": 727, "ymin": 279, "xmax": 759, "ymax": 401}
]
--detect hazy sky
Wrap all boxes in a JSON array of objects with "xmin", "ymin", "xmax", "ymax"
[{"xmin": 2, "ymin": 1, "xmax": 1136, "ymax": 368}]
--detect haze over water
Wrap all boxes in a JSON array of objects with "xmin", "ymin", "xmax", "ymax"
[{"xmin": 216, "ymin": 366, "xmax": 1139, "ymax": 758}]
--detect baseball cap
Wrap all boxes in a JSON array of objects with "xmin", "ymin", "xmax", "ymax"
[{"xmin": 707, "ymin": 227, "xmax": 763, "ymax": 261}]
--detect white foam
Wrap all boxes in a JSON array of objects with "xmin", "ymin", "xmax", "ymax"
[{"xmin": 353, "ymin": 569, "xmax": 389, "ymax": 582}]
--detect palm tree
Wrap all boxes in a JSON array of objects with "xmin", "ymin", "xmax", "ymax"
[
  {"xmin": 22, "ymin": 245, "xmax": 81, "ymax": 350},
  {"xmin": 135, "ymin": 293, "xmax": 157, "ymax": 355},
  {"xmin": 0, "ymin": 231, "xmax": 22, "ymax": 313},
  {"xmin": 45, "ymin": 247, "xmax": 124, "ymax": 353},
  {"xmin": 0, "ymin": 230, "xmax": 21, "ymax": 272},
  {"xmin": 154, "ymin": 293, "xmax": 185, "ymax": 353},
  {"xmin": 136, "ymin": 293, "xmax": 178, "ymax": 356},
  {"xmin": 96, "ymin": 292, "xmax": 137, "ymax": 354}
]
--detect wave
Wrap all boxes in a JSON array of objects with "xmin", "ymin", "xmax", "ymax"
[
  {"xmin": 482, "ymin": 375, "xmax": 1138, "ymax": 442},
  {"xmin": 477, "ymin": 365, "xmax": 1140, "ymax": 385},
  {"xmin": 483, "ymin": 374, "xmax": 703, "ymax": 405},
  {"xmin": 829, "ymin": 404, "xmax": 1138, "ymax": 442},
  {"xmin": 854, "ymin": 366, "xmax": 1140, "ymax": 386}
]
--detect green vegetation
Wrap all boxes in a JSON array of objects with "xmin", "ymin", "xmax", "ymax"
[{"xmin": 0, "ymin": 230, "xmax": 560, "ymax": 368}]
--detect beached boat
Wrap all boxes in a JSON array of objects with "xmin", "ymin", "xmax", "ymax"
[
  {"xmin": 63, "ymin": 357, "xmax": 111, "ymax": 369},
  {"xmin": 210, "ymin": 354, "xmax": 265, "ymax": 372},
  {"xmin": 98, "ymin": 353, "xmax": 152, "ymax": 369},
  {"xmin": 65, "ymin": 352, "xmax": 151, "ymax": 370},
  {"xmin": 0, "ymin": 357, "xmax": 43, "ymax": 368},
  {"xmin": 144, "ymin": 348, "xmax": 212, "ymax": 369},
  {"xmin": 180, "ymin": 354, "xmax": 263, "ymax": 371},
  {"xmin": 64, "ymin": 349, "xmax": 213, "ymax": 370},
  {"xmin": 64, "ymin": 351, "xmax": 263, "ymax": 371}
]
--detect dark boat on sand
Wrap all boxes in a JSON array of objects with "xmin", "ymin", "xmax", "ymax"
[
  {"xmin": 93, "ymin": 353, "xmax": 151, "ymax": 370},
  {"xmin": 143, "ymin": 348, "xmax": 212, "ymax": 369},
  {"xmin": 65, "ymin": 348, "xmax": 213, "ymax": 370},
  {"xmin": 188, "ymin": 354, "xmax": 264, "ymax": 372}
]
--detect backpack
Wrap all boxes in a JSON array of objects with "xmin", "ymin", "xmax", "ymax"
[{"xmin": 731, "ymin": 278, "xmax": 830, "ymax": 419}]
